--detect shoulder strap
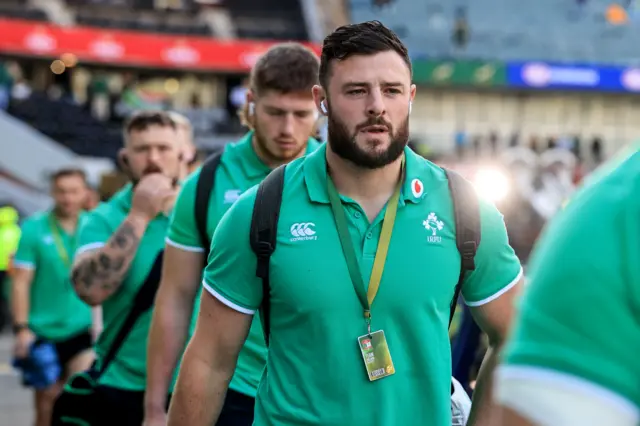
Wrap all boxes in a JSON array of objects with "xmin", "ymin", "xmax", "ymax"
[
  {"xmin": 444, "ymin": 169, "xmax": 481, "ymax": 328},
  {"xmin": 95, "ymin": 250, "xmax": 165, "ymax": 378},
  {"xmin": 249, "ymin": 165, "xmax": 286, "ymax": 346},
  {"xmin": 194, "ymin": 149, "xmax": 224, "ymax": 258}
]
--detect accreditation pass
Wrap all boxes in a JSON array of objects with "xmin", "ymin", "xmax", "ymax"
[{"xmin": 358, "ymin": 330, "xmax": 396, "ymax": 381}]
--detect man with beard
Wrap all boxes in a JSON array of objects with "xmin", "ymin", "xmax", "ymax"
[
  {"xmin": 144, "ymin": 43, "xmax": 321, "ymax": 426},
  {"xmin": 66, "ymin": 111, "xmax": 185, "ymax": 425},
  {"xmin": 168, "ymin": 21, "xmax": 523, "ymax": 426},
  {"xmin": 11, "ymin": 168, "xmax": 93, "ymax": 426}
]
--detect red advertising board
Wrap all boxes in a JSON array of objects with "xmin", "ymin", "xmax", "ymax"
[{"xmin": 0, "ymin": 18, "xmax": 321, "ymax": 72}]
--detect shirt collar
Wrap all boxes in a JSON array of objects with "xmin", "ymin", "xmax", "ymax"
[
  {"xmin": 237, "ymin": 131, "xmax": 323, "ymax": 179},
  {"xmin": 303, "ymin": 144, "xmax": 442, "ymax": 205}
]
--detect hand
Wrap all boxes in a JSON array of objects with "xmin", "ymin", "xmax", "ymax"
[
  {"xmin": 13, "ymin": 328, "xmax": 35, "ymax": 359},
  {"xmin": 142, "ymin": 410, "xmax": 167, "ymax": 426},
  {"xmin": 131, "ymin": 174, "xmax": 177, "ymax": 222}
]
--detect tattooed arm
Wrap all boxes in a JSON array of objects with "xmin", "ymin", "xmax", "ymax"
[{"xmin": 71, "ymin": 213, "xmax": 150, "ymax": 306}]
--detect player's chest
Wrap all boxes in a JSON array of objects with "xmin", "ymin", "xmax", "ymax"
[{"xmin": 269, "ymin": 205, "xmax": 461, "ymax": 315}]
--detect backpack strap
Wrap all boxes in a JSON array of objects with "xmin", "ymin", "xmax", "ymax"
[
  {"xmin": 95, "ymin": 250, "xmax": 165, "ymax": 379},
  {"xmin": 444, "ymin": 169, "xmax": 481, "ymax": 327},
  {"xmin": 194, "ymin": 149, "xmax": 223, "ymax": 259},
  {"xmin": 249, "ymin": 165, "xmax": 286, "ymax": 346}
]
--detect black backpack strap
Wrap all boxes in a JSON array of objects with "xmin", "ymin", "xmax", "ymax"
[
  {"xmin": 95, "ymin": 250, "xmax": 165, "ymax": 378},
  {"xmin": 195, "ymin": 149, "xmax": 224, "ymax": 258},
  {"xmin": 444, "ymin": 169, "xmax": 481, "ymax": 327},
  {"xmin": 249, "ymin": 165, "xmax": 286, "ymax": 346}
]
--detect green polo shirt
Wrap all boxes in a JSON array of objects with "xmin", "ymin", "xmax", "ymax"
[
  {"xmin": 167, "ymin": 132, "xmax": 321, "ymax": 397},
  {"xmin": 75, "ymin": 184, "xmax": 169, "ymax": 391},
  {"xmin": 203, "ymin": 143, "xmax": 522, "ymax": 425},
  {"xmin": 13, "ymin": 211, "xmax": 92, "ymax": 341},
  {"xmin": 500, "ymin": 146, "xmax": 640, "ymax": 415}
]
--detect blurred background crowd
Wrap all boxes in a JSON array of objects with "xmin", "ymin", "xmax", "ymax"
[{"xmin": 0, "ymin": 0, "xmax": 637, "ymax": 417}]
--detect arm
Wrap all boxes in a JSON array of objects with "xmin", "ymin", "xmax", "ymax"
[
  {"xmin": 168, "ymin": 187, "xmax": 264, "ymax": 425},
  {"xmin": 466, "ymin": 279, "xmax": 522, "ymax": 426},
  {"xmin": 10, "ymin": 266, "xmax": 34, "ymax": 329},
  {"xmin": 168, "ymin": 292, "xmax": 253, "ymax": 426},
  {"xmin": 71, "ymin": 213, "xmax": 149, "ymax": 306},
  {"xmin": 91, "ymin": 306, "xmax": 103, "ymax": 341},
  {"xmin": 145, "ymin": 244, "xmax": 204, "ymax": 418},
  {"xmin": 459, "ymin": 199, "xmax": 524, "ymax": 426}
]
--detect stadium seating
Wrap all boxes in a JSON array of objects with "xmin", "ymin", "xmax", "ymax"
[
  {"xmin": 225, "ymin": 0, "xmax": 309, "ymax": 40},
  {"xmin": 66, "ymin": 0, "xmax": 211, "ymax": 36},
  {"xmin": 349, "ymin": 0, "xmax": 640, "ymax": 65},
  {"xmin": 0, "ymin": 0, "xmax": 48, "ymax": 21},
  {"xmin": 8, "ymin": 93, "xmax": 123, "ymax": 161}
]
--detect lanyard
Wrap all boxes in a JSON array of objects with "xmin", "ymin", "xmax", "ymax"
[
  {"xmin": 48, "ymin": 214, "xmax": 74, "ymax": 268},
  {"xmin": 326, "ymin": 166, "xmax": 403, "ymax": 334}
]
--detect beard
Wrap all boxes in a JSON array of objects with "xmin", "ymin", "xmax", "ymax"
[
  {"xmin": 131, "ymin": 163, "xmax": 178, "ymax": 187},
  {"xmin": 327, "ymin": 110, "xmax": 410, "ymax": 169}
]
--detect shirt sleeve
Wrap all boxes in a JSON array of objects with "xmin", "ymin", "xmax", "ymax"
[
  {"xmin": 201, "ymin": 188, "xmax": 262, "ymax": 314},
  {"xmin": 13, "ymin": 219, "xmax": 38, "ymax": 270},
  {"xmin": 75, "ymin": 211, "xmax": 113, "ymax": 256},
  {"xmin": 461, "ymin": 199, "xmax": 523, "ymax": 306},
  {"xmin": 495, "ymin": 367, "xmax": 640, "ymax": 426},
  {"xmin": 166, "ymin": 170, "xmax": 205, "ymax": 252}
]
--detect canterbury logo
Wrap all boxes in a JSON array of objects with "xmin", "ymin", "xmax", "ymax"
[{"xmin": 290, "ymin": 222, "xmax": 318, "ymax": 241}]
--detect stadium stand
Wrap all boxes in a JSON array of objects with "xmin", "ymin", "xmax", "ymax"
[
  {"xmin": 8, "ymin": 92, "xmax": 122, "ymax": 161},
  {"xmin": 0, "ymin": 0, "xmax": 48, "ymax": 22},
  {"xmin": 225, "ymin": 0, "xmax": 309, "ymax": 40},
  {"xmin": 349, "ymin": 0, "xmax": 640, "ymax": 65},
  {"xmin": 66, "ymin": 0, "xmax": 212, "ymax": 36}
]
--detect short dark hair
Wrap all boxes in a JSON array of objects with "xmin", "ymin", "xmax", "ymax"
[
  {"xmin": 124, "ymin": 110, "xmax": 177, "ymax": 137},
  {"xmin": 250, "ymin": 42, "xmax": 319, "ymax": 97},
  {"xmin": 319, "ymin": 20, "xmax": 411, "ymax": 88},
  {"xmin": 50, "ymin": 167, "xmax": 87, "ymax": 185}
]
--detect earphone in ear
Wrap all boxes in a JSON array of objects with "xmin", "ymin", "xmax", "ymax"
[
  {"xmin": 320, "ymin": 100, "xmax": 328, "ymax": 115},
  {"xmin": 409, "ymin": 101, "xmax": 413, "ymax": 114},
  {"xmin": 248, "ymin": 102, "xmax": 255, "ymax": 116}
]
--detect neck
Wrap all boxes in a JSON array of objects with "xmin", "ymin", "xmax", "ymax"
[
  {"xmin": 54, "ymin": 208, "xmax": 79, "ymax": 230},
  {"xmin": 325, "ymin": 145, "xmax": 404, "ymax": 205},
  {"xmin": 252, "ymin": 135, "xmax": 307, "ymax": 169}
]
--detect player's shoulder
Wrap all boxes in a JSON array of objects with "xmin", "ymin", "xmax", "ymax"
[
  {"xmin": 20, "ymin": 211, "xmax": 48, "ymax": 232},
  {"xmin": 570, "ymin": 146, "xmax": 640, "ymax": 213}
]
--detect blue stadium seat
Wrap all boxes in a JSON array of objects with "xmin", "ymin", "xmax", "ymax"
[{"xmin": 349, "ymin": 0, "xmax": 640, "ymax": 65}]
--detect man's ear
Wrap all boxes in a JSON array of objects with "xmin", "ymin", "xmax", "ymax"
[
  {"xmin": 312, "ymin": 85, "xmax": 326, "ymax": 116},
  {"xmin": 117, "ymin": 148, "xmax": 128, "ymax": 169}
]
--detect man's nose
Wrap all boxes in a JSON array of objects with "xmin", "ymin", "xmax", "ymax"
[{"xmin": 366, "ymin": 91, "xmax": 386, "ymax": 117}]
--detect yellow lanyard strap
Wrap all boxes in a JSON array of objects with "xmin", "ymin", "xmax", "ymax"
[{"xmin": 326, "ymin": 164, "xmax": 403, "ymax": 323}]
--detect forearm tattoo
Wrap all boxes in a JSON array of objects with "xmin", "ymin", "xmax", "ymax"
[{"xmin": 72, "ymin": 222, "xmax": 141, "ymax": 294}]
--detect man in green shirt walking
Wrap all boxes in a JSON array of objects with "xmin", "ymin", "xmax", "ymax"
[
  {"xmin": 169, "ymin": 21, "xmax": 523, "ymax": 426},
  {"xmin": 11, "ymin": 168, "xmax": 93, "ymax": 426},
  {"xmin": 144, "ymin": 42, "xmax": 322, "ymax": 426},
  {"xmin": 68, "ymin": 110, "xmax": 185, "ymax": 426},
  {"xmin": 494, "ymin": 146, "xmax": 640, "ymax": 426}
]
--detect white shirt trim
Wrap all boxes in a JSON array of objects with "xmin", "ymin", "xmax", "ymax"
[
  {"xmin": 12, "ymin": 260, "xmax": 35, "ymax": 270},
  {"xmin": 202, "ymin": 279, "xmax": 256, "ymax": 315},
  {"xmin": 464, "ymin": 266, "xmax": 523, "ymax": 307},
  {"xmin": 165, "ymin": 237, "xmax": 205, "ymax": 253},
  {"xmin": 497, "ymin": 365, "xmax": 640, "ymax": 420},
  {"xmin": 75, "ymin": 242, "xmax": 106, "ymax": 256}
]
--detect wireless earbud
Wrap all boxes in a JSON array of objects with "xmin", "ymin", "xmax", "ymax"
[
  {"xmin": 409, "ymin": 101, "xmax": 412, "ymax": 114},
  {"xmin": 248, "ymin": 102, "xmax": 255, "ymax": 116},
  {"xmin": 320, "ymin": 100, "xmax": 328, "ymax": 115}
]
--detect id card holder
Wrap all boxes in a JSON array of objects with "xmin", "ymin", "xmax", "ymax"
[{"xmin": 358, "ymin": 330, "xmax": 395, "ymax": 381}]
